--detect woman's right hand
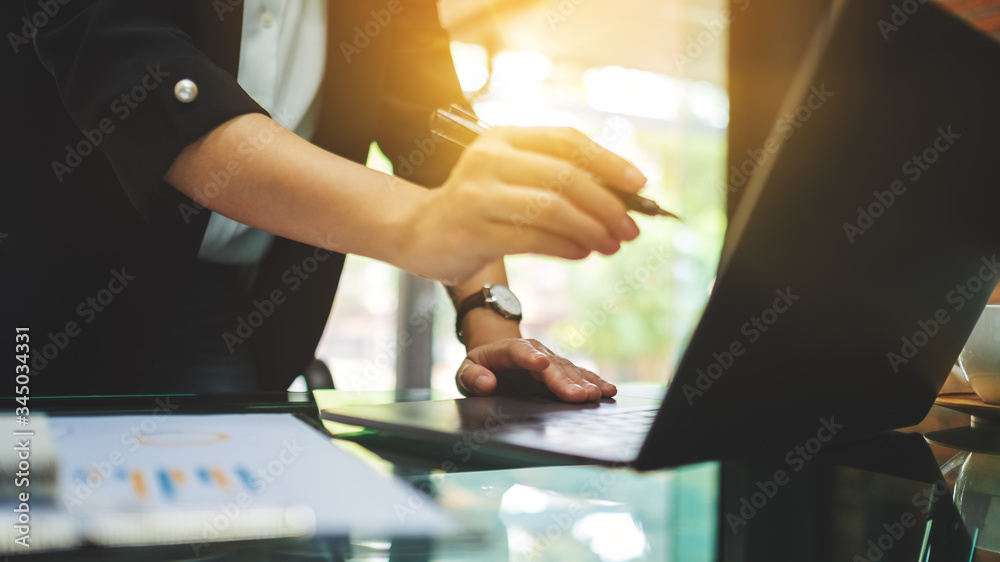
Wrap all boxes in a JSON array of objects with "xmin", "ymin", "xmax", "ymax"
[
  {"xmin": 397, "ymin": 126, "xmax": 648, "ymax": 284},
  {"xmin": 167, "ymin": 115, "xmax": 648, "ymax": 286}
]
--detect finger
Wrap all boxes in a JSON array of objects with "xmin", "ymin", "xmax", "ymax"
[
  {"xmin": 575, "ymin": 368, "xmax": 618, "ymax": 398},
  {"xmin": 543, "ymin": 365, "xmax": 603, "ymax": 402},
  {"xmin": 537, "ymin": 369, "xmax": 598, "ymax": 403},
  {"xmin": 528, "ymin": 353, "xmax": 617, "ymax": 402},
  {"xmin": 456, "ymin": 359, "xmax": 497, "ymax": 396},
  {"xmin": 497, "ymin": 127, "xmax": 648, "ymax": 193},
  {"xmin": 479, "ymin": 220, "xmax": 592, "ymax": 261},
  {"xmin": 501, "ymin": 344, "xmax": 594, "ymax": 402},
  {"xmin": 457, "ymin": 204, "xmax": 587, "ymax": 261},
  {"xmin": 469, "ymin": 184, "xmax": 611, "ymax": 254},
  {"xmin": 545, "ymin": 352, "xmax": 616, "ymax": 397},
  {"xmin": 495, "ymin": 186, "xmax": 621, "ymax": 255},
  {"xmin": 494, "ymin": 150, "xmax": 640, "ymax": 242}
]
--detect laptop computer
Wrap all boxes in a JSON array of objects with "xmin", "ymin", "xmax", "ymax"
[{"xmin": 322, "ymin": 0, "xmax": 1000, "ymax": 470}]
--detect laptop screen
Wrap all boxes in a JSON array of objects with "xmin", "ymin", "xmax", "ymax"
[{"xmin": 638, "ymin": 0, "xmax": 1000, "ymax": 469}]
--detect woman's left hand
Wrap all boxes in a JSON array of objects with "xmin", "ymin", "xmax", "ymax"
[{"xmin": 455, "ymin": 338, "xmax": 617, "ymax": 403}]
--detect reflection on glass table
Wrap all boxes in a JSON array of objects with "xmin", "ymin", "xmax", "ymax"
[
  {"xmin": 7, "ymin": 391, "xmax": 999, "ymax": 561},
  {"xmin": 930, "ymin": 417, "xmax": 1000, "ymax": 562}
]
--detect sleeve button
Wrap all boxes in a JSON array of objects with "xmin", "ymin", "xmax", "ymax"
[{"xmin": 174, "ymin": 79, "xmax": 198, "ymax": 103}]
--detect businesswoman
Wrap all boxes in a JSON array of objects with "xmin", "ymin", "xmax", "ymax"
[{"xmin": 3, "ymin": 0, "xmax": 641, "ymax": 399}]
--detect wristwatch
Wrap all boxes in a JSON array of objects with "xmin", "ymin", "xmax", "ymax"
[{"xmin": 455, "ymin": 284, "xmax": 523, "ymax": 340}]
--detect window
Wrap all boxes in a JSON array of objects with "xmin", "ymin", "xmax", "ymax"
[{"xmin": 318, "ymin": 0, "xmax": 729, "ymax": 394}]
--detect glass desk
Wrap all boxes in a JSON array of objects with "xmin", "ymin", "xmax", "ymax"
[{"xmin": 2, "ymin": 389, "xmax": 995, "ymax": 561}]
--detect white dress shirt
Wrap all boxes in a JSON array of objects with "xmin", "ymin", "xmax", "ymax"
[{"xmin": 198, "ymin": 0, "xmax": 327, "ymax": 264}]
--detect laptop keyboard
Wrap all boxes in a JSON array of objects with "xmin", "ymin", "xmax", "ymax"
[
  {"xmin": 518, "ymin": 408, "xmax": 659, "ymax": 434},
  {"xmin": 501, "ymin": 407, "xmax": 660, "ymax": 461}
]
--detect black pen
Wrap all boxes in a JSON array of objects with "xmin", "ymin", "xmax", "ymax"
[{"xmin": 429, "ymin": 105, "xmax": 682, "ymax": 220}]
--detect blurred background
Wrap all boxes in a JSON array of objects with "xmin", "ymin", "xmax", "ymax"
[{"xmin": 314, "ymin": 0, "xmax": 733, "ymax": 394}]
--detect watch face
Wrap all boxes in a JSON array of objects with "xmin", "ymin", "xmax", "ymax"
[{"xmin": 489, "ymin": 285, "xmax": 522, "ymax": 316}]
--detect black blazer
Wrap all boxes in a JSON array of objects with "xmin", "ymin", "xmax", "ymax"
[{"xmin": 1, "ymin": 0, "xmax": 465, "ymax": 394}]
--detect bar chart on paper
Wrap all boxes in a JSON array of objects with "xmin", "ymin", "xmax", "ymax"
[
  {"xmin": 52, "ymin": 416, "xmax": 296, "ymax": 510},
  {"xmin": 70, "ymin": 463, "xmax": 260, "ymax": 503},
  {"xmin": 48, "ymin": 413, "xmax": 457, "ymax": 536}
]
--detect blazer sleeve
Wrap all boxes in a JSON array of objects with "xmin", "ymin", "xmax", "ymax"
[
  {"xmin": 28, "ymin": 0, "xmax": 268, "ymax": 226},
  {"xmin": 375, "ymin": 0, "xmax": 466, "ymax": 188}
]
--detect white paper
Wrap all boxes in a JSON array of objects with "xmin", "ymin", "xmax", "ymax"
[{"xmin": 48, "ymin": 413, "xmax": 454, "ymax": 541}]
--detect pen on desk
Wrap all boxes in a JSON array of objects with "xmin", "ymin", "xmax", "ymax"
[{"xmin": 429, "ymin": 105, "xmax": 682, "ymax": 221}]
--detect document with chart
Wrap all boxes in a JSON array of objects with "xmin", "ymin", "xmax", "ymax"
[{"xmin": 5, "ymin": 413, "xmax": 455, "ymax": 551}]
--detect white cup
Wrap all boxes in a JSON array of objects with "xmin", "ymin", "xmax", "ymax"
[{"xmin": 955, "ymin": 305, "xmax": 1000, "ymax": 405}]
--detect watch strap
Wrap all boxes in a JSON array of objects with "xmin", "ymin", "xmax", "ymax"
[
  {"xmin": 455, "ymin": 286, "xmax": 490, "ymax": 340},
  {"xmin": 455, "ymin": 284, "xmax": 522, "ymax": 340}
]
